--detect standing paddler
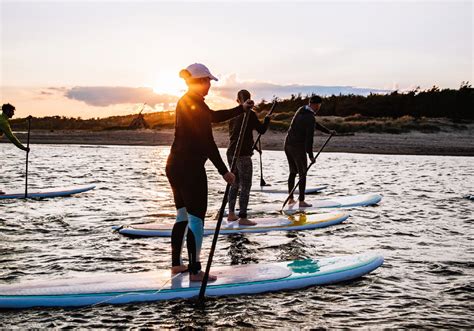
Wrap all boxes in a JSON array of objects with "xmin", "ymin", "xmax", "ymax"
[
  {"xmin": 226, "ymin": 89, "xmax": 271, "ymax": 226},
  {"xmin": 284, "ymin": 95, "xmax": 336, "ymax": 207},
  {"xmin": 0, "ymin": 103, "xmax": 30, "ymax": 195},
  {"xmin": 166, "ymin": 63, "xmax": 254, "ymax": 282}
]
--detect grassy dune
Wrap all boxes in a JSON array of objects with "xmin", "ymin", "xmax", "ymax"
[{"xmin": 268, "ymin": 114, "xmax": 471, "ymax": 134}]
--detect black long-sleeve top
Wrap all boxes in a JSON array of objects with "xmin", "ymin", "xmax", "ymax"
[
  {"xmin": 227, "ymin": 111, "xmax": 270, "ymax": 157},
  {"xmin": 284, "ymin": 106, "xmax": 331, "ymax": 158},
  {"xmin": 168, "ymin": 91, "xmax": 243, "ymax": 175}
]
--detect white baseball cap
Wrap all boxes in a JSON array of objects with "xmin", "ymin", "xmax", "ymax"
[{"xmin": 181, "ymin": 63, "xmax": 218, "ymax": 81}]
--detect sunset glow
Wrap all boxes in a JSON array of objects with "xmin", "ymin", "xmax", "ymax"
[
  {"xmin": 151, "ymin": 71, "xmax": 187, "ymax": 97},
  {"xmin": 0, "ymin": 1, "xmax": 471, "ymax": 118}
]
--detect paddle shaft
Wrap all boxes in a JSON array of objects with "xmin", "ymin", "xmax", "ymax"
[
  {"xmin": 258, "ymin": 140, "xmax": 266, "ymax": 186},
  {"xmin": 252, "ymin": 101, "xmax": 277, "ymax": 187},
  {"xmin": 251, "ymin": 100, "xmax": 277, "ymax": 151},
  {"xmin": 24, "ymin": 116, "xmax": 32, "ymax": 199},
  {"xmin": 280, "ymin": 133, "xmax": 334, "ymax": 211},
  {"xmin": 199, "ymin": 101, "xmax": 253, "ymax": 301}
]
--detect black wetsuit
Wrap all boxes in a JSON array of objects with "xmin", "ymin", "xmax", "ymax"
[
  {"xmin": 226, "ymin": 112, "xmax": 270, "ymax": 218},
  {"xmin": 284, "ymin": 106, "xmax": 330, "ymax": 201},
  {"xmin": 166, "ymin": 91, "xmax": 243, "ymax": 274}
]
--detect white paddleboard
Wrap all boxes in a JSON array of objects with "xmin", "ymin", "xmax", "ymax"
[
  {"xmin": 283, "ymin": 193, "xmax": 382, "ymax": 215},
  {"xmin": 0, "ymin": 185, "xmax": 96, "ymax": 200},
  {"xmin": 114, "ymin": 212, "xmax": 349, "ymax": 237},
  {"xmin": 251, "ymin": 185, "xmax": 327, "ymax": 194},
  {"xmin": 0, "ymin": 252, "xmax": 384, "ymax": 309}
]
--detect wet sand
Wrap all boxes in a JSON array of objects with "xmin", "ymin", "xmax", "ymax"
[{"xmin": 4, "ymin": 128, "xmax": 474, "ymax": 156}]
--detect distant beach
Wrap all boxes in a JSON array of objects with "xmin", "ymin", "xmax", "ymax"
[{"xmin": 5, "ymin": 127, "xmax": 474, "ymax": 156}]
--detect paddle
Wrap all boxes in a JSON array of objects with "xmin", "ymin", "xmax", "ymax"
[
  {"xmin": 199, "ymin": 97, "xmax": 253, "ymax": 302},
  {"xmin": 257, "ymin": 139, "xmax": 267, "ymax": 186},
  {"xmin": 280, "ymin": 133, "xmax": 334, "ymax": 212},
  {"xmin": 24, "ymin": 116, "xmax": 32, "ymax": 199},
  {"xmin": 252, "ymin": 100, "xmax": 277, "ymax": 187}
]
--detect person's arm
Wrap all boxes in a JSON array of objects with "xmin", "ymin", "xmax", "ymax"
[
  {"xmin": 315, "ymin": 121, "xmax": 332, "ymax": 134},
  {"xmin": 1, "ymin": 120, "xmax": 27, "ymax": 151},
  {"xmin": 208, "ymin": 140, "xmax": 229, "ymax": 176},
  {"xmin": 305, "ymin": 116, "xmax": 316, "ymax": 160},
  {"xmin": 203, "ymin": 119, "xmax": 229, "ymax": 176},
  {"xmin": 210, "ymin": 105, "xmax": 244, "ymax": 123},
  {"xmin": 253, "ymin": 112, "xmax": 271, "ymax": 135}
]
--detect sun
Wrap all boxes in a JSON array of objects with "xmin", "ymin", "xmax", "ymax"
[{"xmin": 152, "ymin": 71, "xmax": 186, "ymax": 96}]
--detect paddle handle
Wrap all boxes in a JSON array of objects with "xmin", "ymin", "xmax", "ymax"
[
  {"xmin": 199, "ymin": 99, "xmax": 253, "ymax": 301},
  {"xmin": 25, "ymin": 116, "xmax": 32, "ymax": 199},
  {"xmin": 280, "ymin": 133, "xmax": 334, "ymax": 211}
]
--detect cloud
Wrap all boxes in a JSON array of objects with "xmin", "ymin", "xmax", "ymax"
[
  {"xmin": 64, "ymin": 86, "xmax": 179, "ymax": 108},
  {"xmin": 60, "ymin": 80, "xmax": 391, "ymax": 111},
  {"xmin": 47, "ymin": 87, "xmax": 68, "ymax": 92},
  {"xmin": 214, "ymin": 74, "xmax": 391, "ymax": 101}
]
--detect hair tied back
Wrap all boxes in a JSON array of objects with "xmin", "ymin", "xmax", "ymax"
[{"xmin": 179, "ymin": 69, "xmax": 191, "ymax": 79}]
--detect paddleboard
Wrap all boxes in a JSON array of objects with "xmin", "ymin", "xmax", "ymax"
[
  {"xmin": 0, "ymin": 252, "xmax": 384, "ymax": 309},
  {"xmin": 0, "ymin": 185, "xmax": 96, "ymax": 200},
  {"xmin": 283, "ymin": 193, "xmax": 382, "ymax": 215},
  {"xmin": 114, "ymin": 212, "xmax": 349, "ymax": 237},
  {"xmin": 251, "ymin": 185, "xmax": 327, "ymax": 194}
]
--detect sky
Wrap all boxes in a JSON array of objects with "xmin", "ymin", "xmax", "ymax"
[{"xmin": 0, "ymin": 0, "xmax": 472, "ymax": 118}]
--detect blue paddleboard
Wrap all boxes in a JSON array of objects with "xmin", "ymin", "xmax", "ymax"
[
  {"xmin": 0, "ymin": 252, "xmax": 383, "ymax": 309},
  {"xmin": 0, "ymin": 185, "xmax": 95, "ymax": 199}
]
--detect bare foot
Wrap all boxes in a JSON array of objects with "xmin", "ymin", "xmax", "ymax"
[
  {"xmin": 189, "ymin": 271, "xmax": 217, "ymax": 282},
  {"xmin": 238, "ymin": 218, "xmax": 257, "ymax": 226},
  {"xmin": 227, "ymin": 212, "xmax": 239, "ymax": 222},
  {"xmin": 171, "ymin": 265, "xmax": 188, "ymax": 275},
  {"xmin": 299, "ymin": 201, "xmax": 312, "ymax": 208},
  {"xmin": 288, "ymin": 199, "xmax": 297, "ymax": 206}
]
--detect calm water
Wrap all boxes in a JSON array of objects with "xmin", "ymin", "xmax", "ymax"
[{"xmin": 0, "ymin": 144, "xmax": 472, "ymax": 328}]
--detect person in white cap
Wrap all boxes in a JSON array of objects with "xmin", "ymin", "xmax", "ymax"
[{"xmin": 166, "ymin": 63, "xmax": 255, "ymax": 282}]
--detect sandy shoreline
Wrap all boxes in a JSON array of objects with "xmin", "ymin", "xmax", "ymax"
[{"xmin": 3, "ymin": 128, "xmax": 474, "ymax": 156}]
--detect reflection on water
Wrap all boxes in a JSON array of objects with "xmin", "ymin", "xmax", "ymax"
[{"xmin": 0, "ymin": 144, "xmax": 472, "ymax": 328}]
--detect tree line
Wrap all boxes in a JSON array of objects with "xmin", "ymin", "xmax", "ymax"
[{"xmin": 256, "ymin": 82, "xmax": 473, "ymax": 120}]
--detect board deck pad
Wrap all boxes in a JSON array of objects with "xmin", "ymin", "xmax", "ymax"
[
  {"xmin": 115, "ymin": 212, "xmax": 349, "ymax": 237},
  {"xmin": 0, "ymin": 264, "xmax": 291, "ymax": 296},
  {"xmin": 283, "ymin": 193, "xmax": 382, "ymax": 215},
  {"xmin": 0, "ymin": 185, "xmax": 95, "ymax": 199},
  {"xmin": 0, "ymin": 253, "xmax": 384, "ymax": 308}
]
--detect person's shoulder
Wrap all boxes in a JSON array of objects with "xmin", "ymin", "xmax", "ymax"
[
  {"xmin": 176, "ymin": 94, "xmax": 187, "ymax": 107},
  {"xmin": 297, "ymin": 106, "xmax": 312, "ymax": 116},
  {"xmin": 177, "ymin": 92, "xmax": 204, "ymax": 109}
]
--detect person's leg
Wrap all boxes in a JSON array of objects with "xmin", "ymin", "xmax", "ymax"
[
  {"xmin": 285, "ymin": 144, "xmax": 298, "ymax": 205},
  {"xmin": 167, "ymin": 164, "xmax": 189, "ymax": 274},
  {"xmin": 227, "ymin": 154, "xmax": 239, "ymax": 222},
  {"xmin": 186, "ymin": 213, "xmax": 203, "ymax": 275},
  {"xmin": 237, "ymin": 156, "xmax": 255, "ymax": 225},
  {"xmin": 183, "ymin": 168, "xmax": 217, "ymax": 281},
  {"xmin": 295, "ymin": 149, "xmax": 310, "ymax": 206},
  {"xmin": 171, "ymin": 207, "xmax": 189, "ymax": 274}
]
